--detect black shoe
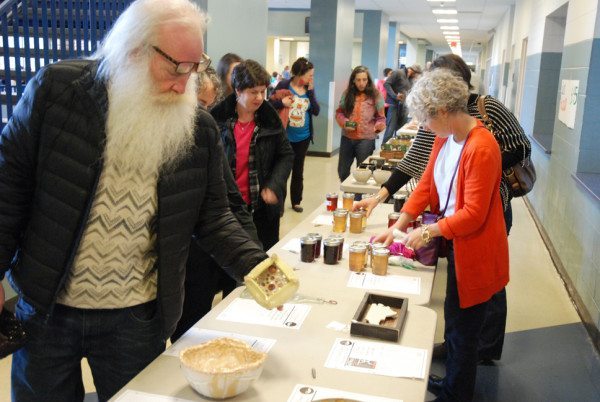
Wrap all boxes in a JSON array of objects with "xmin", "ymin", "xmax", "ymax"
[
  {"xmin": 427, "ymin": 374, "xmax": 444, "ymax": 393},
  {"xmin": 432, "ymin": 342, "xmax": 447, "ymax": 360},
  {"xmin": 478, "ymin": 358, "xmax": 496, "ymax": 366},
  {"xmin": 292, "ymin": 205, "xmax": 303, "ymax": 213}
]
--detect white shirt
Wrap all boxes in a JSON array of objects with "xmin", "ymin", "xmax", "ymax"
[{"xmin": 433, "ymin": 135, "xmax": 465, "ymax": 217}]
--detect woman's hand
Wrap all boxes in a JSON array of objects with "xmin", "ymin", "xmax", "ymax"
[
  {"xmin": 307, "ymin": 80, "xmax": 314, "ymax": 91},
  {"xmin": 404, "ymin": 227, "xmax": 427, "ymax": 250},
  {"xmin": 374, "ymin": 122, "xmax": 386, "ymax": 133},
  {"xmin": 282, "ymin": 96, "xmax": 293, "ymax": 107},
  {"xmin": 261, "ymin": 188, "xmax": 279, "ymax": 204},
  {"xmin": 353, "ymin": 196, "xmax": 379, "ymax": 217},
  {"xmin": 371, "ymin": 227, "xmax": 395, "ymax": 246}
]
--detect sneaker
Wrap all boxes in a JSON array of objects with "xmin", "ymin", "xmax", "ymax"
[{"xmin": 292, "ymin": 205, "xmax": 303, "ymax": 213}]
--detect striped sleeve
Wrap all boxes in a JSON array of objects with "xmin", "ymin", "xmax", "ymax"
[{"xmin": 395, "ymin": 128, "xmax": 435, "ymax": 180}]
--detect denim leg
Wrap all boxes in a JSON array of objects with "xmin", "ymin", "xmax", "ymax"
[
  {"xmin": 86, "ymin": 301, "xmax": 165, "ymax": 401},
  {"xmin": 12, "ymin": 299, "xmax": 85, "ymax": 402},
  {"xmin": 337, "ymin": 135, "xmax": 356, "ymax": 182},
  {"xmin": 477, "ymin": 288, "xmax": 507, "ymax": 360},
  {"xmin": 289, "ymin": 138, "xmax": 311, "ymax": 206},
  {"xmin": 441, "ymin": 243, "xmax": 488, "ymax": 402},
  {"xmin": 382, "ymin": 105, "xmax": 399, "ymax": 144},
  {"xmin": 354, "ymin": 139, "xmax": 376, "ymax": 166}
]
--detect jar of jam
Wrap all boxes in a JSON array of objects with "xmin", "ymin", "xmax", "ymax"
[
  {"xmin": 326, "ymin": 192, "xmax": 338, "ymax": 212},
  {"xmin": 348, "ymin": 244, "xmax": 367, "ymax": 272},
  {"xmin": 307, "ymin": 233, "xmax": 322, "ymax": 259},
  {"xmin": 370, "ymin": 242, "xmax": 386, "ymax": 268},
  {"xmin": 299, "ymin": 236, "xmax": 316, "ymax": 262},
  {"xmin": 349, "ymin": 212, "xmax": 363, "ymax": 234},
  {"xmin": 342, "ymin": 192, "xmax": 355, "ymax": 211},
  {"xmin": 333, "ymin": 209, "xmax": 348, "ymax": 233},
  {"xmin": 393, "ymin": 193, "xmax": 407, "ymax": 213},
  {"xmin": 330, "ymin": 234, "xmax": 345, "ymax": 260},
  {"xmin": 371, "ymin": 247, "xmax": 390, "ymax": 275},
  {"xmin": 388, "ymin": 212, "xmax": 401, "ymax": 228},
  {"xmin": 323, "ymin": 238, "xmax": 340, "ymax": 265}
]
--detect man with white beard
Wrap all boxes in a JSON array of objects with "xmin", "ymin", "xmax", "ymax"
[{"xmin": 0, "ymin": 0, "xmax": 270, "ymax": 400}]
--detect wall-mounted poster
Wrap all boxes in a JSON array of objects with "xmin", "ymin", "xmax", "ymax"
[{"xmin": 558, "ymin": 79, "xmax": 578, "ymax": 129}]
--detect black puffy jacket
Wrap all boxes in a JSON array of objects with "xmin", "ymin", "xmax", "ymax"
[
  {"xmin": 0, "ymin": 60, "xmax": 267, "ymax": 338},
  {"xmin": 210, "ymin": 93, "xmax": 293, "ymax": 218}
]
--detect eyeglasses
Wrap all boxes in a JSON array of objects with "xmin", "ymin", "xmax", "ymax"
[{"xmin": 152, "ymin": 45, "xmax": 211, "ymax": 74}]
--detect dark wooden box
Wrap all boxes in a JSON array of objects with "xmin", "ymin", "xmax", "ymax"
[{"xmin": 350, "ymin": 293, "xmax": 408, "ymax": 342}]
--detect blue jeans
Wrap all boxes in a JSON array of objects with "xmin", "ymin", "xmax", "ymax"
[
  {"xmin": 12, "ymin": 299, "xmax": 165, "ymax": 402},
  {"xmin": 440, "ymin": 242, "xmax": 489, "ymax": 402},
  {"xmin": 382, "ymin": 102, "xmax": 406, "ymax": 144},
  {"xmin": 337, "ymin": 135, "xmax": 376, "ymax": 182}
]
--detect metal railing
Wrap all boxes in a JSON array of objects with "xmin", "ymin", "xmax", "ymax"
[{"xmin": 1, "ymin": 0, "xmax": 133, "ymax": 129}]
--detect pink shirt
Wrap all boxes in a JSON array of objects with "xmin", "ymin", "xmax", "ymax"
[{"xmin": 233, "ymin": 120, "xmax": 256, "ymax": 205}]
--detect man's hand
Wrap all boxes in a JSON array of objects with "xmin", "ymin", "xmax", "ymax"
[
  {"xmin": 0, "ymin": 281, "xmax": 5, "ymax": 313},
  {"xmin": 353, "ymin": 196, "xmax": 379, "ymax": 218},
  {"xmin": 261, "ymin": 188, "xmax": 279, "ymax": 204}
]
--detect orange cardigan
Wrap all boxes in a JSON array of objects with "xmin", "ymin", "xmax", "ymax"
[{"xmin": 402, "ymin": 121, "xmax": 509, "ymax": 308}]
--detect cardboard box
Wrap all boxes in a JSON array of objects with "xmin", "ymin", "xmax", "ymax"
[{"xmin": 350, "ymin": 293, "xmax": 408, "ymax": 342}]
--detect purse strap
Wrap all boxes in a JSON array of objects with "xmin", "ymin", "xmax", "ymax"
[{"xmin": 476, "ymin": 95, "xmax": 492, "ymax": 132}]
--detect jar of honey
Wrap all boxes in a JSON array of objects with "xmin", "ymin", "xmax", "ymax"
[
  {"xmin": 348, "ymin": 244, "xmax": 367, "ymax": 272},
  {"xmin": 326, "ymin": 192, "xmax": 338, "ymax": 212},
  {"xmin": 342, "ymin": 192, "xmax": 355, "ymax": 211},
  {"xmin": 349, "ymin": 212, "xmax": 363, "ymax": 234},
  {"xmin": 333, "ymin": 209, "xmax": 348, "ymax": 233},
  {"xmin": 371, "ymin": 247, "xmax": 390, "ymax": 276}
]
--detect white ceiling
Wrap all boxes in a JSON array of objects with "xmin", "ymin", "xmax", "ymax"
[{"xmin": 268, "ymin": 0, "xmax": 516, "ymax": 61}]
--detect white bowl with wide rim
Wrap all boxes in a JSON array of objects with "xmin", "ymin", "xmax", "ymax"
[
  {"xmin": 352, "ymin": 168, "xmax": 372, "ymax": 183},
  {"xmin": 180, "ymin": 338, "xmax": 267, "ymax": 399},
  {"xmin": 372, "ymin": 168, "xmax": 392, "ymax": 185}
]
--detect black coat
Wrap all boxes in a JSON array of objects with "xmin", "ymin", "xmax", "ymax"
[
  {"xmin": 210, "ymin": 94, "xmax": 294, "ymax": 219},
  {"xmin": 0, "ymin": 60, "xmax": 267, "ymax": 338}
]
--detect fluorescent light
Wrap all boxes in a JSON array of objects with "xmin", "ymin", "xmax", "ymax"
[
  {"xmin": 443, "ymin": 31, "xmax": 459, "ymax": 35},
  {"xmin": 445, "ymin": 36, "xmax": 461, "ymax": 40},
  {"xmin": 432, "ymin": 9, "xmax": 457, "ymax": 14},
  {"xmin": 440, "ymin": 26, "xmax": 459, "ymax": 30},
  {"xmin": 437, "ymin": 19, "xmax": 458, "ymax": 23},
  {"xmin": 428, "ymin": 0, "xmax": 455, "ymax": 2},
  {"xmin": 279, "ymin": 37, "xmax": 295, "ymax": 41}
]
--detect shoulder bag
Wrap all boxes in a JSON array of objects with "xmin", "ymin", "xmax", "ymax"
[{"xmin": 477, "ymin": 95, "xmax": 536, "ymax": 197}]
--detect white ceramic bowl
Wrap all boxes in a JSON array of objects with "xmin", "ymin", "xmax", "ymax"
[
  {"xmin": 352, "ymin": 168, "xmax": 372, "ymax": 183},
  {"xmin": 372, "ymin": 168, "xmax": 392, "ymax": 185},
  {"xmin": 180, "ymin": 338, "xmax": 267, "ymax": 399}
]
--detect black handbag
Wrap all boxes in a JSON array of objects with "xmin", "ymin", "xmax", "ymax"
[
  {"xmin": 477, "ymin": 95, "xmax": 536, "ymax": 197},
  {"xmin": 0, "ymin": 308, "xmax": 27, "ymax": 359}
]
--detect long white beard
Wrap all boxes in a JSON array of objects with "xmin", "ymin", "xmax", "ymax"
[{"xmin": 104, "ymin": 61, "xmax": 198, "ymax": 175}]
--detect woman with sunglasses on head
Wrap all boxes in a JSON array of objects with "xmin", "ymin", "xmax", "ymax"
[
  {"xmin": 336, "ymin": 65, "xmax": 386, "ymax": 182},
  {"xmin": 269, "ymin": 57, "xmax": 320, "ymax": 213},
  {"xmin": 211, "ymin": 60, "xmax": 293, "ymax": 251},
  {"xmin": 373, "ymin": 68, "xmax": 509, "ymax": 402}
]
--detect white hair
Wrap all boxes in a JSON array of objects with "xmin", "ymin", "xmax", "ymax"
[
  {"xmin": 406, "ymin": 68, "xmax": 469, "ymax": 123},
  {"xmin": 94, "ymin": 0, "xmax": 208, "ymax": 79}
]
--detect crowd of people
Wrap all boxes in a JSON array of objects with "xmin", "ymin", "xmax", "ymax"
[{"xmin": 0, "ymin": 0, "xmax": 533, "ymax": 401}]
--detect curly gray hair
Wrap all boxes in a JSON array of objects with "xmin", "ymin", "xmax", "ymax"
[
  {"xmin": 197, "ymin": 67, "xmax": 223, "ymax": 105},
  {"xmin": 406, "ymin": 68, "xmax": 469, "ymax": 123}
]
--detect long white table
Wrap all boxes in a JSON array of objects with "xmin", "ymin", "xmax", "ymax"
[{"xmin": 110, "ymin": 203, "xmax": 437, "ymax": 402}]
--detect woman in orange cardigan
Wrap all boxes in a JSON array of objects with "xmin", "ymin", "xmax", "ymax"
[{"xmin": 374, "ymin": 69, "xmax": 509, "ymax": 402}]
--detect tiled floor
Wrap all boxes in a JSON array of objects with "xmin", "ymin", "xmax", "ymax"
[{"xmin": 1, "ymin": 153, "xmax": 599, "ymax": 401}]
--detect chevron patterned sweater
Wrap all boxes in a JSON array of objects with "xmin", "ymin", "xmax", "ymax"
[{"xmin": 57, "ymin": 162, "xmax": 158, "ymax": 308}]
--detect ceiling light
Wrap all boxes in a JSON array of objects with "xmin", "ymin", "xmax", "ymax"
[
  {"xmin": 445, "ymin": 36, "xmax": 461, "ymax": 40},
  {"xmin": 440, "ymin": 26, "xmax": 459, "ymax": 30},
  {"xmin": 437, "ymin": 19, "xmax": 458, "ymax": 23},
  {"xmin": 443, "ymin": 31, "xmax": 459, "ymax": 35},
  {"xmin": 432, "ymin": 9, "xmax": 457, "ymax": 15},
  {"xmin": 428, "ymin": 0, "xmax": 456, "ymax": 2},
  {"xmin": 279, "ymin": 37, "xmax": 295, "ymax": 41}
]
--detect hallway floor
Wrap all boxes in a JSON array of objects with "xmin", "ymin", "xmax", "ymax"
[{"xmin": 1, "ymin": 154, "xmax": 599, "ymax": 401}]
